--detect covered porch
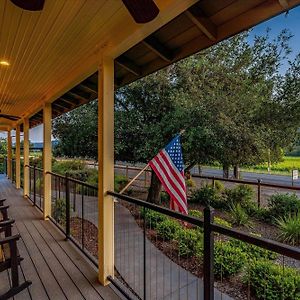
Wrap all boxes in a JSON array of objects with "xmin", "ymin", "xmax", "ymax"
[
  {"xmin": 1, "ymin": 0, "xmax": 300, "ymax": 299},
  {"xmin": 0, "ymin": 174, "xmax": 120, "ymax": 299}
]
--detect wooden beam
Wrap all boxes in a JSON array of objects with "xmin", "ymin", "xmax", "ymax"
[
  {"xmin": 98, "ymin": 55, "xmax": 115, "ymax": 285},
  {"xmin": 185, "ymin": 9, "xmax": 217, "ymax": 41},
  {"xmin": 142, "ymin": 36, "xmax": 173, "ymax": 62},
  {"xmin": 23, "ymin": 118, "xmax": 30, "ymax": 198},
  {"xmin": 59, "ymin": 97, "xmax": 79, "ymax": 107},
  {"xmin": 79, "ymin": 83, "xmax": 97, "ymax": 94},
  {"xmin": 15, "ymin": 125, "xmax": 21, "ymax": 189},
  {"xmin": 278, "ymin": 0, "xmax": 289, "ymax": 9},
  {"xmin": 43, "ymin": 103, "xmax": 52, "ymax": 220},
  {"xmin": 53, "ymin": 101, "xmax": 72, "ymax": 110},
  {"xmin": 115, "ymin": 56, "xmax": 141, "ymax": 76}
]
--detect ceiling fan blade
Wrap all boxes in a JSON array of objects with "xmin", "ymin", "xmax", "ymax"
[
  {"xmin": 10, "ymin": 0, "xmax": 45, "ymax": 11},
  {"xmin": 122, "ymin": 0, "xmax": 159, "ymax": 23},
  {"xmin": 0, "ymin": 114, "xmax": 20, "ymax": 121}
]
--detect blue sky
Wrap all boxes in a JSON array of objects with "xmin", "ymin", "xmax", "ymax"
[
  {"xmin": 2, "ymin": 6, "xmax": 300, "ymax": 143},
  {"xmin": 250, "ymin": 5, "xmax": 300, "ymax": 73}
]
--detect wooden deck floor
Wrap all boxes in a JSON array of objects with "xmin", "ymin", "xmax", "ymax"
[{"xmin": 0, "ymin": 175, "xmax": 121, "ymax": 300}]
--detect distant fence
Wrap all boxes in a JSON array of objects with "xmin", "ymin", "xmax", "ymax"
[{"xmin": 114, "ymin": 164, "xmax": 300, "ymax": 208}]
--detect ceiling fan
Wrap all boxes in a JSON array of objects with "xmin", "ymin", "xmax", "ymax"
[
  {"xmin": 0, "ymin": 111, "xmax": 20, "ymax": 121},
  {"xmin": 10, "ymin": 0, "xmax": 159, "ymax": 23}
]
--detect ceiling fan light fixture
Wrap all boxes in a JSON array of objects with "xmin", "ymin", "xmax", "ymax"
[
  {"xmin": 122, "ymin": 0, "xmax": 159, "ymax": 24},
  {"xmin": 10, "ymin": 0, "xmax": 45, "ymax": 11},
  {"xmin": 0, "ymin": 60, "xmax": 10, "ymax": 66}
]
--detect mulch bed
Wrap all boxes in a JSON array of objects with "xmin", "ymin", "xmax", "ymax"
[
  {"xmin": 70, "ymin": 217, "xmax": 98, "ymax": 258},
  {"xmin": 68, "ymin": 193, "xmax": 298, "ymax": 300}
]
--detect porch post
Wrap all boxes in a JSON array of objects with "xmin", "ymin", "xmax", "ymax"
[
  {"xmin": 43, "ymin": 103, "xmax": 52, "ymax": 219},
  {"xmin": 98, "ymin": 55, "xmax": 115, "ymax": 285},
  {"xmin": 23, "ymin": 118, "xmax": 30, "ymax": 197},
  {"xmin": 7, "ymin": 130, "xmax": 12, "ymax": 179},
  {"xmin": 15, "ymin": 125, "xmax": 21, "ymax": 189}
]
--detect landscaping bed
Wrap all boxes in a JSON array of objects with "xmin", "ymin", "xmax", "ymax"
[{"xmin": 122, "ymin": 181, "xmax": 300, "ymax": 300}]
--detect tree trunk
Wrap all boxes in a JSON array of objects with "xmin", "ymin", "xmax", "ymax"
[
  {"xmin": 147, "ymin": 171, "xmax": 162, "ymax": 204},
  {"xmin": 223, "ymin": 165, "xmax": 229, "ymax": 178},
  {"xmin": 233, "ymin": 165, "xmax": 240, "ymax": 179}
]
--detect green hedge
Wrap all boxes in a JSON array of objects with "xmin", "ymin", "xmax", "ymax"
[
  {"xmin": 214, "ymin": 241, "xmax": 247, "ymax": 278},
  {"xmin": 244, "ymin": 259, "xmax": 300, "ymax": 300}
]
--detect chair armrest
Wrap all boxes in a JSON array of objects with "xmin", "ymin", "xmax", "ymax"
[
  {"xmin": 0, "ymin": 234, "xmax": 20, "ymax": 245},
  {"xmin": 0, "ymin": 205, "xmax": 9, "ymax": 211},
  {"xmin": 0, "ymin": 219, "xmax": 15, "ymax": 227}
]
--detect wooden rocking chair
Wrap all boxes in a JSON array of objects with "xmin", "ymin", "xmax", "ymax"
[{"xmin": 0, "ymin": 218, "xmax": 32, "ymax": 299}]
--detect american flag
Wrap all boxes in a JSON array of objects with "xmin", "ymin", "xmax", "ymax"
[{"xmin": 149, "ymin": 135, "xmax": 188, "ymax": 214}]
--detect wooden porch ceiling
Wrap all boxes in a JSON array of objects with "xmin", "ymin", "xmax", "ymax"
[
  {"xmin": 29, "ymin": 0, "xmax": 300, "ymax": 128},
  {"xmin": 0, "ymin": 0, "xmax": 299, "ymax": 128}
]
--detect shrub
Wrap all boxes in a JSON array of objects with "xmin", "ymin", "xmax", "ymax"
[
  {"xmin": 224, "ymin": 184, "xmax": 255, "ymax": 209},
  {"xmin": 268, "ymin": 193, "xmax": 300, "ymax": 221},
  {"xmin": 214, "ymin": 241, "xmax": 247, "ymax": 278},
  {"xmin": 175, "ymin": 229, "xmax": 203, "ymax": 258},
  {"xmin": 189, "ymin": 209, "xmax": 203, "ymax": 219},
  {"xmin": 52, "ymin": 160, "xmax": 85, "ymax": 174},
  {"xmin": 214, "ymin": 180, "xmax": 224, "ymax": 192},
  {"xmin": 276, "ymin": 213, "xmax": 300, "ymax": 245},
  {"xmin": 141, "ymin": 209, "xmax": 167, "ymax": 228},
  {"xmin": 244, "ymin": 259, "xmax": 300, "ymax": 300},
  {"xmin": 214, "ymin": 217, "xmax": 231, "ymax": 228},
  {"xmin": 189, "ymin": 185, "xmax": 220, "ymax": 206},
  {"xmin": 229, "ymin": 238, "xmax": 277, "ymax": 261},
  {"xmin": 186, "ymin": 178, "xmax": 196, "ymax": 188},
  {"xmin": 52, "ymin": 198, "xmax": 66, "ymax": 225},
  {"xmin": 35, "ymin": 177, "xmax": 43, "ymax": 190},
  {"xmin": 160, "ymin": 191, "xmax": 170, "ymax": 204},
  {"xmin": 114, "ymin": 175, "xmax": 128, "ymax": 192},
  {"xmin": 229, "ymin": 204, "xmax": 250, "ymax": 226},
  {"xmin": 157, "ymin": 218, "xmax": 182, "ymax": 241}
]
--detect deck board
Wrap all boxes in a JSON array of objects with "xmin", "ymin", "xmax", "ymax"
[{"xmin": 0, "ymin": 175, "xmax": 120, "ymax": 300}]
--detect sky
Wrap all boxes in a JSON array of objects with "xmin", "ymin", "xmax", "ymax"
[
  {"xmin": 249, "ymin": 5, "xmax": 300, "ymax": 73},
  {"xmin": 1, "ymin": 5, "xmax": 300, "ymax": 143}
]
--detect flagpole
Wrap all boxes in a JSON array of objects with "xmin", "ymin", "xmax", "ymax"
[
  {"xmin": 119, "ymin": 163, "xmax": 150, "ymax": 194},
  {"xmin": 119, "ymin": 130, "xmax": 186, "ymax": 195}
]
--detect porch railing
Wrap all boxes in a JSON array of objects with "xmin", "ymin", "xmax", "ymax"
[
  {"xmin": 27, "ymin": 165, "xmax": 44, "ymax": 211},
  {"xmin": 5, "ymin": 164, "xmax": 300, "ymax": 299},
  {"xmin": 108, "ymin": 191, "xmax": 300, "ymax": 300},
  {"xmin": 23, "ymin": 165, "xmax": 98, "ymax": 265}
]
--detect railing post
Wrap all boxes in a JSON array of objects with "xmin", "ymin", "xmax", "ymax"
[
  {"xmin": 143, "ymin": 207, "xmax": 147, "ymax": 300},
  {"xmin": 257, "ymin": 179, "xmax": 261, "ymax": 208},
  {"xmin": 204, "ymin": 206, "xmax": 214, "ymax": 300},
  {"xmin": 212, "ymin": 176, "xmax": 215, "ymax": 188},
  {"xmin": 65, "ymin": 174, "xmax": 70, "ymax": 240},
  {"xmin": 33, "ymin": 165, "xmax": 36, "ymax": 206}
]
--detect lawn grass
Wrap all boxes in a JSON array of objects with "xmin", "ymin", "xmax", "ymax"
[
  {"xmin": 248, "ymin": 156, "xmax": 300, "ymax": 174},
  {"xmin": 203, "ymin": 156, "xmax": 300, "ymax": 176}
]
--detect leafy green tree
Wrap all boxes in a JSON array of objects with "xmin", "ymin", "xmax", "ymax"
[
  {"xmin": 52, "ymin": 101, "xmax": 98, "ymax": 159},
  {"xmin": 0, "ymin": 138, "xmax": 7, "ymax": 156},
  {"xmin": 53, "ymin": 29, "xmax": 300, "ymax": 203}
]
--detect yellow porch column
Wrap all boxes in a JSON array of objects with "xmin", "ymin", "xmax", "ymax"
[
  {"xmin": 43, "ymin": 103, "xmax": 52, "ymax": 219},
  {"xmin": 23, "ymin": 118, "xmax": 30, "ymax": 197},
  {"xmin": 7, "ymin": 130, "xmax": 12, "ymax": 179},
  {"xmin": 15, "ymin": 125, "xmax": 21, "ymax": 189},
  {"xmin": 98, "ymin": 55, "xmax": 115, "ymax": 285}
]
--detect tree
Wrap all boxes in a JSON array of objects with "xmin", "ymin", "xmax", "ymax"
[
  {"xmin": 0, "ymin": 138, "xmax": 7, "ymax": 156},
  {"xmin": 53, "ymin": 29, "xmax": 300, "ymax": 203},
  {"xmin": 52, "ymin": 101, "xmax": 98, "ymax": 159}
]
